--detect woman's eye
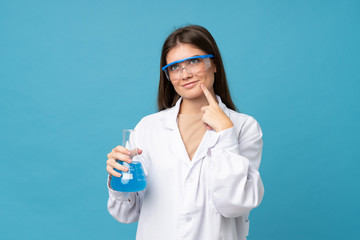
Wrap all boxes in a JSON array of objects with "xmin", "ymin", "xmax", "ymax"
[
  {"xmin": 189, "ymin": 58, "xmax": 200, "ymax": 64},
  {"xmin": 169, "ymin": 65, "xmax": 179, "ymax": 72}
]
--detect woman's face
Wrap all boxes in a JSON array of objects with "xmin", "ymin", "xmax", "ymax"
[{"xmin": 166, "ymin": 43, "xmax": 216, "ymax": 100}]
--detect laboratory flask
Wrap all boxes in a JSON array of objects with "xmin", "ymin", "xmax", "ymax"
[{"xmin": 110, "ymin": 129, "xmax": 147, "ymax": 192}]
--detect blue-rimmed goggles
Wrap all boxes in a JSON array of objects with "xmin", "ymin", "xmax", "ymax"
[{"xmin": 162, "ymin": 54, "xmax": 214, "ymax": 81}]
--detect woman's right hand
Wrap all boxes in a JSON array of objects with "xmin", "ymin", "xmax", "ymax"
[
  {"xmin": 106, "ymin": 146, "xmax": 143, "ymax": 177},
  {"xmin": 106, "ymin": 146, "xmax": 133, "ymax": 177}
]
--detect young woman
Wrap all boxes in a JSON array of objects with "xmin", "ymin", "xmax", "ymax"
[{"xmin": 106, "ymin": 25, "xmax": 264, "ymax": 240}]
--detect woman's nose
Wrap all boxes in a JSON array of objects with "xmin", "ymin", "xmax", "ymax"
[{"xmin": 180, "ymin": 66, "xmax": 192, "ymax": 79}]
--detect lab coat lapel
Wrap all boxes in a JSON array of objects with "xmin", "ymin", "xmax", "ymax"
[
  {"xmin": 161, "ymin": 98, "xmax": 191, "ymax": 164},
  {"xmin": 191, "ymin": 130, "xmax": 218, "ymax": 163}
]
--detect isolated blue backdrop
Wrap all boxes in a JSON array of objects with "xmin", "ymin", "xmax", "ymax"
[{"xmin": 1, "ymin": 0, "xmax": 359, "ymax": 239}]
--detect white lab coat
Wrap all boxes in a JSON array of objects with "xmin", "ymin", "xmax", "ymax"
[{"xmin": 107, "ymin": 96, "xmax": 264, "ymax": 240}]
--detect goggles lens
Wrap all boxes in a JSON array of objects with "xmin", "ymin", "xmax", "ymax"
[{"xmin": 162, "ymin": 54, "xmax": 214, "ymax": 81}]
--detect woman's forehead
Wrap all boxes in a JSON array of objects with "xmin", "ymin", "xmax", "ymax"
[{"xmin": 166, "ymin": 43, "xmax": 207, "ymax": 64}]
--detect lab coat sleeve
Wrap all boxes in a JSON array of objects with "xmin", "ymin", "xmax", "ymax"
[
  {"xmin": 107, "ymin": 119, "xmax": 149, "ymax": 223},
  {"xmin": 107, "ymin": 175, "xmax": 144, "ymax": 223},
  {"xmin": 210, "ymin": 116, "xmax": 264, "ymax": 218}
]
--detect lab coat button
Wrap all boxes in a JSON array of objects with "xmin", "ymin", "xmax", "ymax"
[
  {"xmin": 188, "ymin": 177, "xmax": 193, "ymax": 183},
  {"xmin": 185, "ymin": 216, "xmax": 192, "ymax": 222}
]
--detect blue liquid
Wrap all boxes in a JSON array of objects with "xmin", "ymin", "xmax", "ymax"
[{"xmin": 111, "ymin": 161, "xmax": 147, "ymax": 192}]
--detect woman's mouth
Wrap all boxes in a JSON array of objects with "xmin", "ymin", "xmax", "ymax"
[{"xmin": 182, "ymin": 80, "xmax": 200, "ymax": 88}]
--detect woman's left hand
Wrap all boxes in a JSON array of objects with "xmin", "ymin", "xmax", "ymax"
[{"xmin": 200, "ymin": 84, "xmax": 234, "ymax": 132}]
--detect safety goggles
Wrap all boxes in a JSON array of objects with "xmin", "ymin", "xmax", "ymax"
[{"xmin": 162, "ymin": 54, "xmax": 214, "ymax": 81}]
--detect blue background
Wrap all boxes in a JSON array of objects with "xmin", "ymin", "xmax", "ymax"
[{"xmin": 1, "ymin": 0, "xmax": 359, "ymax": 239}]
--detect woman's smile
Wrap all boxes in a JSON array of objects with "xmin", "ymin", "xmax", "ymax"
[{"xmin": 181, "ymin": 80, "xmax": 200, "ymax": 88}]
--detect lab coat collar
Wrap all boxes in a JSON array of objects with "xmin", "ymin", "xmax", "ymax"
[
  {"xmin": 161, "ymin": 95, "xmax": 230, "ymax": 164},
  {"xmin": 161, "ymin": 95, "xmax": 230, "ymax": 130}
]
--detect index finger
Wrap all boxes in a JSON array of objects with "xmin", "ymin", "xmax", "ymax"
[
  {"xmin": 200, "ymin": 84, "xmax": 217, "ymax": 105},
  {"xmin": 114, "ymin": 145, "xmax": 131, "ymax": 155}
]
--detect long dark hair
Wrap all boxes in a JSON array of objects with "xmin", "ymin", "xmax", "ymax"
[{"xmin": 157, "ymin": 25, "xmax": 237, "ymax": 111}]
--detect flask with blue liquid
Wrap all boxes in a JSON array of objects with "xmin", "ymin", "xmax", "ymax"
[{"xmin": 110, "ymin": 129, "xmax": 147, "ymax": 192}]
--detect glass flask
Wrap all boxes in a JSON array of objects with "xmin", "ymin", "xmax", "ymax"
[{"xmin": 110, "ymin": 129, "xmax": 147, "ymax": 192}]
